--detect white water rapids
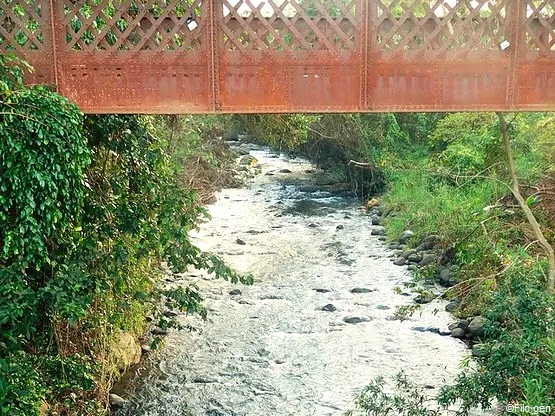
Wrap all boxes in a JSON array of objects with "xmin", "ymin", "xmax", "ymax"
[{"xmin": 115, "ymin": 146, "xmax": 491, "ymax": 416}]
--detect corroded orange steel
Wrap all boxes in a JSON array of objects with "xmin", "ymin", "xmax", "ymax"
[{"xmin": 1, "ymin": 0, "xmax": 554, "ymax": 113}]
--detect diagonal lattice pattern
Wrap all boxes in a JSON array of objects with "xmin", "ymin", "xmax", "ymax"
[
  {"xmin": 0, "ymin": 0, "xmax": 45, "ymax": 52},
  {"xmin": 524, "ymin": 0, "xmax": 555, "ymax": 51},
  {"xmin": 375, "ymin": 0, "xmax": 508, "ymax": 56},
  {"xmin": 63, "ymin": 0, "xmax": 204, "ymax": 51},
  {"xmin": 220, "ymin": 0, "xmax": 358, "ymax": 52}
]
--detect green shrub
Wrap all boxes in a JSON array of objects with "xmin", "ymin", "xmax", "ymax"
[{"xmin": 438, "ymin": 266, "xmax": 555, "ymax": 413}]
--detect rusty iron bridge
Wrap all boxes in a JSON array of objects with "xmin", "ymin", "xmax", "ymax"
[{"xmin": 1, "ymin": 0, "xmax": 554, "ymax": 113}]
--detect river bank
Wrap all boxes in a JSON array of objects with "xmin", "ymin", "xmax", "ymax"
[{"xmin": 112, "ymin": 145, "xmax": 488, "ymax": 416}]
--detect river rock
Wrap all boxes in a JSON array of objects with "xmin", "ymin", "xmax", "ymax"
[
  {"xmin": 109, "ymin": 394, "xmax": 127, "ymax": 407},
  {"xmin": 393, "ymin": 257, "xmax": 406, "ymax": 266},
  {"xmin": 350, "ymin": 287, "xmax": 375, "ymax": 293},
  {"xmin": 229, "ymin": 289, "xmax": 242, "ymax": 296},
  {"xmin": 378, "ymin": 236, "xmax": 387, "ymax": 241},
  {"xmin": 412, "ymin": 326, "xmax": 440, "ymax": 334},
  {"xmin": 260, "ymin": 294, "xmax": 283, "ymax": 300},
  {"xmin": 401, "ymin": 249, "xmax": 417, "ymax": 259},
  {"xmin": 321, "ymin": 304, "xmax": 337, "ymax": 312},
  {"xmin": 236, "ymin": 238, "xmax": 246, "ymax": 245},
  {"xmin": 279, "ymin": 168, "xmax": 292, "ymax": 173},
  {"xmin": 438, "ymin": 268, "xmax": 451, "ymax": 286},
  {"xmin": 308, "ymin": 223, "xmax": 319, "ymax": 228},
  {"xmin": 468, "ymin": 316, "xmax": 486, "ymax": 337},
  {"xmin": 448, "ymin": 276, "xmax": 459, "ymax": 287},
  {"xmin": 193, "ymin": 376, "xmax": 218, "ymax": 383},
  {"xmin": 163, "ymin": 310, "xmax": 178, "ymax": 318},
  {"xmin": 451, "ymin": 328, "xmax": 465, "ymax": 338},
  {"xmin": 239, "ymin": 155, "xmax": 257, "ymax": 165},
  {"xmin": 439, "ymin": 329, "xmax": 452, "ymax": 336},
  {"xmin": 314, "ymin": 288, "xmax": 331, "ymax": 293},
  {"xmin": 371, "ymin": 215, "xmax": 381, "ymax": 225},
  {"xmin": 407, "ymin": 253, "xmax": 423, "ymax": 263},
  {"xmin": 423, "ymin": 234, "xmax": 440, "ymax": 248},
  {"xmin": 343, "ymin": 316, "xmax": 371, "ymax": 324},
  {"xmin": 414, "ymin": 293, "xmax": 433, "ymax": 304},
  {"xmin": 371, "ymin": 226, "xmax": 386, "ymax": 236},
  {"xmin": 376, "ymin": 305, "xmax": 390, "ymax": 310},
  {"xmin": 366, "ymin": 198, "xmax": 381, "ymax": 209},
  {"xmin": 407, "ymin": 265, "xmax": 417, "ymax": 271},
  {"xmin": 445, "ymin": 300, "xmax": 459, "ymax": 312},
  {"xmin": 238, "ymin": 299, "xmax": 253, "ymax": 305},
  {"xmin": 336, "ymin": 224, "xmax": 344, "ymax": 230},
  {"xmin": 399, "ymin": 230, "xmax": 415, "ymax": 244},
  {"xmin": 419, "ymin": 254, "xmax": 437, "ymax": 267},
  {"xmin": 457, "ymin": 319, "xmax": 470, "ymax": 331},
  {"xmin": 151, "ymin": 326, "xmax": 168, "ymax": 336}
]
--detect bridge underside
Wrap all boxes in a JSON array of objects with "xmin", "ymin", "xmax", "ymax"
[{"xmin": 2, "ymin": 0, "xmax": 555, "ymax": 113}]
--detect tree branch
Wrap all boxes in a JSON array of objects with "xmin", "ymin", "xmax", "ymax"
[{"xmin": 497, "ymin": 112, "xmax": 555, "ymax": 293}]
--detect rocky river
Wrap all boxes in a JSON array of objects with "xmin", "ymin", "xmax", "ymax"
[{"xmin": 115, "ymin": 145, "xmax": 490, "ymax": 416}]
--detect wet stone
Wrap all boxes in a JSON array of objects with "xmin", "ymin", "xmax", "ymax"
[
  {"xmin": 321, "ymin": 304, "xmax": 337, "ymax": 312},
  {"xmin": 350, "ymin": 287, "xmax": 375, "ymax": 294},
  {"xmin": 192, "ymin": 376, "xmax": 218, "ymax": 384},
  {"xmin": 109, "ymin": 393, "xmax": 127, "ymax": 407},
  {"xmin": 229, "ymin": 289, "xmax": 242, "ymax": 296},
  {"xmin": 260, "ymin": 294, "xmax": 284, "ymax": 300},
  {"xmin": 451, "ymin": 328, "xmax": 465, "ymax": 338},
  {"xmin": 236, "ymin": 238, "xmax": 246, "ymax": 245},
  {"xmin": 371, "ymin": 226, "xmax": 386, "ymax": 236},
  {"xmin": 445, "ymin": 300, "xmax": 460, "ymax": 312},
  {"xmin": 393, "ymin": 257, "xmax": 406, "ymax": 266},
  {"xmin": 313, "ymin": 288, "xmax": 331, "ymax": 293},
  {"xmin": 343, "ymin": 316, "xmax": 371, "ymax": 324},
  {"xmin": 151, "ymin": 327, "xmax": 167, "ymax": 336}
]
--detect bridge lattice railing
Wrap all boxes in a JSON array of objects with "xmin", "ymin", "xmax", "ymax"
[{"xmin": 1, "ymin": 0, "xmax": 554, "ymax": 113}]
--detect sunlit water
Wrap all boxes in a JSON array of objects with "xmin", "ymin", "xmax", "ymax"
[{"xmin": 116, "ymin": 146, "xmax": 490, "ymax": 416}]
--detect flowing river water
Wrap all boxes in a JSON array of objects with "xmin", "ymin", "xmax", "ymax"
[{"xmin": 116, "ymin": 145, "xmax": 489, "ymax": 416}]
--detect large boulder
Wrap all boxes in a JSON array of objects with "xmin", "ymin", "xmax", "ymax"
[
  {"xmin": 112, "ymin": 332, "xmax": 141, "ymax": 371},
  {"xmin": 366, "ymin": 198, "xmax": 381, "ymax": 209},
  {"xmin": 468, "ymin": 316, "xmax": 487, "ymax": 338}
]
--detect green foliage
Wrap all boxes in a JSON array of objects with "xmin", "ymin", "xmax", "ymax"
[
  {"xmin": 1, "ymin": 58, "xmax": 251, "ymax": 415},
  {"xmin": 238, "ymin": 114, "xmax": 319, "ymax": 150},
  {"xmin": 0, "ymin": 60, "xmax": 89, "ymax": 268},
  {"xmin": 428, "ymin": 113, "xmax": 501, "ymax": 173},
  {"xmin": 237, "ymin": 113, "xmax": 443, "ymax": 197},
  {"xmin": 438, "ymin": 267, "xmax": 555, "ymax": 414},
  {"xmin": 347, "ymin": 372, "xmax": 440, "ymax": 416},
  {"xmin": 0, "ymin": 352, "xmax": 100, "ymax": 416}
]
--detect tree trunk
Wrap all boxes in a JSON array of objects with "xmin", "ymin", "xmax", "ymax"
[{"xmin": 497, "ymin": 112, "xmax": 555, "ymax": 293}]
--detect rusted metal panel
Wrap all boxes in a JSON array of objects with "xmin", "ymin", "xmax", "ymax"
[{"xmin": 1, "ymin": 0, "xmax": 554, "ymax": 113}]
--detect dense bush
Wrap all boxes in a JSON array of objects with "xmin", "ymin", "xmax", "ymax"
[
  {"xmin": 439, "ymin": 267, "xmax": 555, "ymax": 413},
  {"xmin": 0, "ymin": 57, "xmax": 250, "ymax": 415}
]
